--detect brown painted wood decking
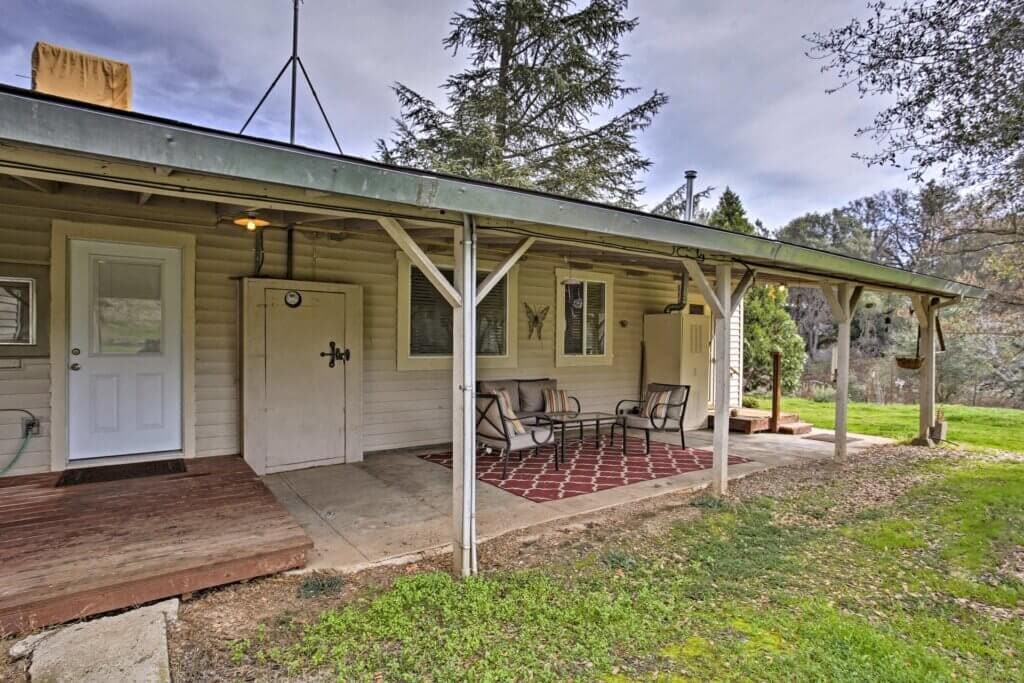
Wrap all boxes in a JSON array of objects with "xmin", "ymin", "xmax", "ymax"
[{"xmin": 0, "ymin": 455, "xmax": 311, "ymax": 636}]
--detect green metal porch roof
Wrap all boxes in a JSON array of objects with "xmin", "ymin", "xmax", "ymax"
[{"xmin": 0, "ymin": 85, "xmax": 984, "ymax": 300}]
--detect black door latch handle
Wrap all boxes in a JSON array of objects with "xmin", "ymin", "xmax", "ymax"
[{"xmin": 320, "ymin": 341, "xmax": 351, "ymax": 368}]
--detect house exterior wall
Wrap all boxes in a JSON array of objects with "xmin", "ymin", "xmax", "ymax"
[{"xmin": 0, "ymin": 185, "xmax": 744, "ymax": 476}]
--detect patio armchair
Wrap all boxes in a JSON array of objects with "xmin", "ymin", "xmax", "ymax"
[
  {"xmin": 611, "ymin": 383, "xmax": 691, "ymax": 454},
  {"xmin": 476, "ymin": 392, "xmax": 559, "ymax": 479}
]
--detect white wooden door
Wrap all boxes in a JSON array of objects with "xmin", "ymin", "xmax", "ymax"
[
  {"xmin": 682, "ymin": 309, "xmax": 712, "ymax": 429},
  {"xmin": 68, "ymin": 240, "xmax": 183, "ymax": 460},
  {"xmin": 265, "ymin": 288, "xmax": 347, "ymax": 472}
]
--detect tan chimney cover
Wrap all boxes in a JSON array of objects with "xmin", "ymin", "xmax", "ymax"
[{"xmin": 31, "ymin": 41, "xmax": 132, "ymax": 110}]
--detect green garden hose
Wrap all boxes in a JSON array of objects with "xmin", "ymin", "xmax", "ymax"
[
  {"xmin": 1, "ymin": 408, "xmax": 36, "ymax": 476},
  {"xmin": 0, "ymin": 432, "xmax": 31, "ymax": 476}
]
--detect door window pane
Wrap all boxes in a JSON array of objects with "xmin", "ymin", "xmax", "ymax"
[
  {"xmin": 93, "ymin": 260, "xmax": 163, "ymax": 354},
  {"xmin": 408, "ymin": 266, "xmax": 508, "ymax": 357}
]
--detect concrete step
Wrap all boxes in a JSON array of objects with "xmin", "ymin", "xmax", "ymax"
[{"xmin": 778, "ymin": 421, "xmax": 813, "ymax": 435}]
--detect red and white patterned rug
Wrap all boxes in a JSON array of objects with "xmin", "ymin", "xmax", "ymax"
[{"xmin": 418, "ymin": 437, "xmax": 750, "ymax": 503}]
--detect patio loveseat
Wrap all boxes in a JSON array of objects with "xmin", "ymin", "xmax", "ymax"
[{"xmin": 477, "ymin": 378, "xmax": 581, "ymax": 422}]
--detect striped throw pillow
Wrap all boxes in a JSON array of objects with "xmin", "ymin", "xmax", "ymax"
[
  {"xmin": 643, "ymin": 390, "xmax": 672, "ymax": 419},
  {"xmin": 543, "ymin": 388, "xmax": 572, "ymax": 413},
  {"xmin": 496, "ymin": 390, "xmax": 526, "ymax": 434}
]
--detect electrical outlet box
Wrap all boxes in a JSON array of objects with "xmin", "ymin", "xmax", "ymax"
[{"xmin": 22, "ymin": 417, "xmax": 40, "ymax": 437}]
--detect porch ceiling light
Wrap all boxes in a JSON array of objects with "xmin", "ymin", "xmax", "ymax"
[
  {"xmin": 232, "ymin": 211, "xmax": 270, "ymax": 232},
  {"xmin": 560, "ymin": 257, "xmax": 582, "ymax": 286}
]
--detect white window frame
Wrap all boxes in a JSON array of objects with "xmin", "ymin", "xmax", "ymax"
[
  {"xmin": 396, "ymin": 252, "xmax": 519, "ymax": 371},
  {"xmin": 555, "ymin": 268, "xmax": 614, "ymax": 367}
]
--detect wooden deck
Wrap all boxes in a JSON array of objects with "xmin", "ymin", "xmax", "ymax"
[{"xmin": 0, "ymin": 455, "xmax": 311, "ymax": 636}]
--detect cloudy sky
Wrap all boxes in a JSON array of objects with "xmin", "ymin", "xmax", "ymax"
[{"xmin": 0, "ymin": 0, "xmax": 909, "ymax": 230}]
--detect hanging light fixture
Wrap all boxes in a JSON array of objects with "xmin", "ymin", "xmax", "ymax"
[
  {"xmin": 560, "ymin": 256, "xmax": 582, "ymax": 286},
  {"xmin": 232, "ymin": 211, "xmax": 270, "ymax": 232}
]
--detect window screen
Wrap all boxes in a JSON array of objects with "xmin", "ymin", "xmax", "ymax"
[
  {"xmin": 408, "ymin": 266, "xmax": 507, "ymax": 357},
  {"xmin": 563, "ymin": 280, "xmax": 606, "ymax": 356}
]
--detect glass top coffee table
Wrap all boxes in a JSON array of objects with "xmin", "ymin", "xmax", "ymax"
[{"xmin": 545, "ymin": 411, "xmax": 621, "ymax": 463}]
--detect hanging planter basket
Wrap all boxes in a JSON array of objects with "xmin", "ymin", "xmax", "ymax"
[
  {"xmin": 896, "ymin": 356, "xmax": 923, "ymax": 370},
  {"xmin": 896, "ymin": 320, "xmax": 924, "ymax": 370}
]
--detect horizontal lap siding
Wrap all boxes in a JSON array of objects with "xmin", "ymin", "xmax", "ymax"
[
  {"xmin": 731, "ymin": 304, "xmax": 744, "ymax": 406},
  {"xmin": 0, "ymin": 185, "xmax": 745, "ymax": 474}
]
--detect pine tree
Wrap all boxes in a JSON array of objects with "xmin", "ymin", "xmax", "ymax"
[
  {"xmin": 706, "ymin": 187, "xmax": 807, "ymax": 391},
  {"xmin": 377, "ymin": 0, "xmax": 668, "ymax": 207},
  {"xmin": 708, "ymin": 187, "xmax": 756, "ymax": 235}
]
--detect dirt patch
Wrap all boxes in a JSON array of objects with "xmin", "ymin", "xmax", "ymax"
[{"xmin": 998, "ymin": 546, "xmax": 1024, "ymax": 583}]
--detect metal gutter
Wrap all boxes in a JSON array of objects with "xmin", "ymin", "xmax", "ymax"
[{"xmin": 0, "ymin": 85, "xmax": 985, "ymax": 299}]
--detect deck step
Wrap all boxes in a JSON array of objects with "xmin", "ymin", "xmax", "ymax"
[{"xmin": 778, "ymin": 421, "xmax": 813, "ymax": 435}]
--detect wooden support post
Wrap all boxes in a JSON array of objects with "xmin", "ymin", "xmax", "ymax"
[
  {"xmin": 712, "ymin": 264, "xmax": 732, "ymax": 495},
  {"xmin": 452, "ymin": 215, "xmax": 478, "ymax": 576},
  {"xmin": 914, "ymin": 296, "xmax": 938, "ymax": 446},
  {"xmin": 770, "ymin": 351, "xmax": 782, "ymax": 432}
]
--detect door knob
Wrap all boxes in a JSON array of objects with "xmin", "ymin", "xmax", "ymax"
[{"xmin": 69, "ymin": 363, "xmax": 81, "ymax": 371}]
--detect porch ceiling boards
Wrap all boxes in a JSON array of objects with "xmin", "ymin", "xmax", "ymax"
[{"xmin": 0, "ymin": 456, "xmax": 312, "ymax": 636}]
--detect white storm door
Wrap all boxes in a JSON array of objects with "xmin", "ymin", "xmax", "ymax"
[
  {"xmin": 67, "ymin": 240, "xmax": 183, "ymax": 460},
  {"xmin": 265, "ymin": 288, "xmax": 347, "ymax": 472}
]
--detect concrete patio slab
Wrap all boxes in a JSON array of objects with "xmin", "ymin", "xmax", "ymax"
[{"xmin": 267, "ymin": 428, "xmax": 888, "ymax": 572}]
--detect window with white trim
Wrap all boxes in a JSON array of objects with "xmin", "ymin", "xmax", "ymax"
[
  {"xmin": 555, "ymin": 268, "xmax": 613, "ymax": 366},
  {"xmin": 397, "ymin": 253, "xmax": 518, "ymax": 370}
]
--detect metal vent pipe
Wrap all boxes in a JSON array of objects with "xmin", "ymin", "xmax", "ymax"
[{"xmin": 684, "ymin": 169, "xmax": 697, "ymax": 221}]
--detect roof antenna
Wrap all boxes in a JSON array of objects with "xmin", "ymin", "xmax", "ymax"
[{"xmin": 239, "ymin": 0, "xmax": 343, "ymax": 153}]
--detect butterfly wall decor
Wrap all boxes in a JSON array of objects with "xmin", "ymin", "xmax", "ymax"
[{"xmin": 524, "ymin": 302, "xmax": 550, "ymax": 340}]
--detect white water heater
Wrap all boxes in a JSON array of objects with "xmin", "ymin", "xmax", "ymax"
[{"xmin": 643, "ymin": 305, "xmax": 712, "ymax": 430}]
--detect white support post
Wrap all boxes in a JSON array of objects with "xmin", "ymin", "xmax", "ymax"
[
  {"xmin": 914, "ymin": 296, "xmax": 938, "ymax": 446},
  {"xmin": 834, "ymin": 284, "xmax": 852, "ymax": 462},
  {"xmin": 475, "ymin": 237, "xmax": 535, "ymax": 305},
  {"xmin": 377, "ymin": 216, "xmax": 462, "ymax": 308},
  {"xmin": 683, "ymin": 260, "xmax": 726, "ymax": 319},
  {"xmin": 730, "ymin": 269, "xmax": 756, "ymax": 315},
  {"xmin": 452, "ymin": 215, "xmax": 478, "ymax": 577},
  {"xmin": 712, "ymin": 264, "xmax": 732, "ymax": 495},
  {"xmin": 821, "ymin": 284, "xmax": 862, "ymax": 461}
]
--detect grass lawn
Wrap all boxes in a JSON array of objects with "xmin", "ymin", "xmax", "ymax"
[
  {"xmin": 751, "ymin": 397, "xmax": 1024, "ymax": 452},
  {"xmin": 232, "ymin": 449, "xmax": 1024, "ymax": 682}
]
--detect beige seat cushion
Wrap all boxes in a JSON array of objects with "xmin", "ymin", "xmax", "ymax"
[
  {"xmin": 621, "ymin": 415, "xmax": 680, "ymax": 430},
  {"xmin": 480, "ymin": 424, "xmax": 555, "ymax": 452}
]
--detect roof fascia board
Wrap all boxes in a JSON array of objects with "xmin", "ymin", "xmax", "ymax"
[{"xmin": 0, "ymin": 89, "xmax": 984, "ymax": 300}]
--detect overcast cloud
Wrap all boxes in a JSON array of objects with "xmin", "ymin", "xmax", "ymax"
[{"xmin": 0, "ymin": 0, "xmax": 910, "ymax": 230}]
